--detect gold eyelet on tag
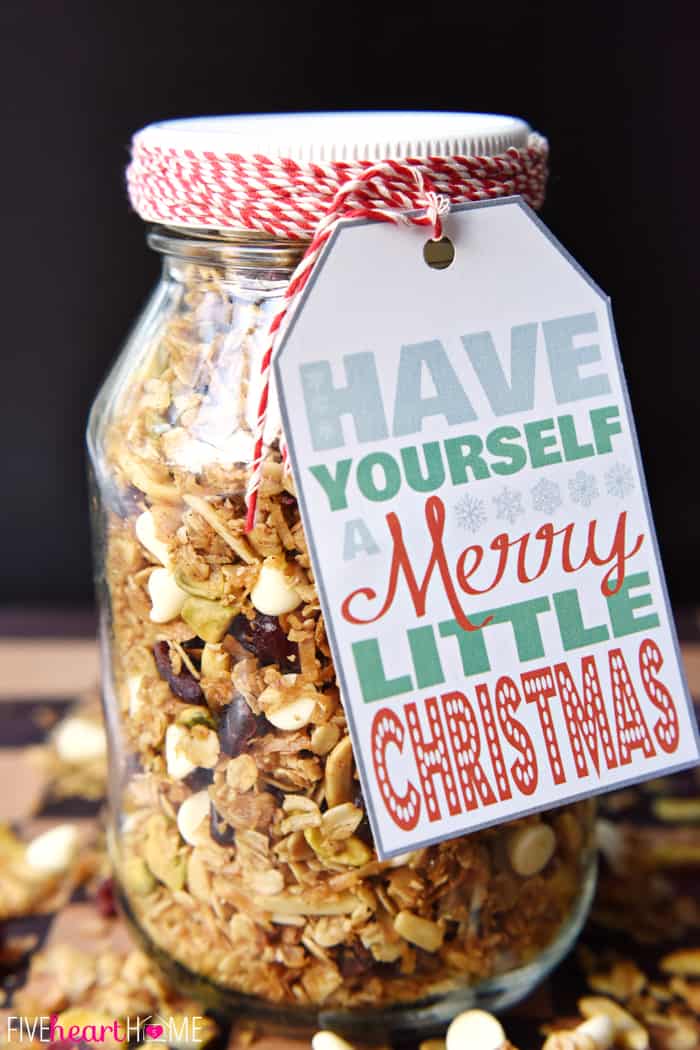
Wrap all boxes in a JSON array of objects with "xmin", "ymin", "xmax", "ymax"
[{"xmin": 423, "ymin": 236, "xmax": 455, "ymax": 270}]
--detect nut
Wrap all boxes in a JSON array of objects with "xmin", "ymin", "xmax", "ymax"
[
  {"xmin": 250, "ymin": 557, "xmax": 302, "ymax": 615},
  {"xmin": 446, "ymin": 1010, "xmax": 506, "ymax": 1050},
  {"xmin": 201, "ymin": 642, "xmax": 231, "ymax": 677},
  {"xmin": 310, "ymin": 723, "xmax": 341, "ymax": 755},
  {"xmin": 177, "ymin": 790, "xmax": 211, "ymax": 845},
  {"xmin": 148, "ymin": 568, "xmax": 187, "ymax": 623},
  {"xmin": 53, "ymin": 716, "xmax": 107, "ymax": 762},
  {"xmin": 144, "ymin": 813, "xmax": 186, "ymax": 892},
  {"xmin": 507, "ymin": 822, "xmax": 556, "ymax": 876},
  {"xmin": 25, "ymin": 823, "xmax": 79, "ymax": 875},
  {"xmin": 225, "ymin": 754, "xmax": 258, "ymax": 792},
  {"xmin": 176, "ymin": 705, "xmax": 216, "ymax": 730},
  {"xmin": 181, "ymin": 595, "xmax": 237, "ymax": 643},
  {"xmin": 660, "ymin": 949, "xmax": 700, "ymax": 977},
  {"xmin": 135, "ymin": 509, "xmax": 171, "ymax": 565},
  {"xmin": 393, "ymin": 909, "xmax": 444, "ymax": 953},
  {"xmin": 578, "ymin": 997, "xmax": 649, "ymax": 1050},
  {"xmin": 187, "ymin": 849, "xmax": 212, "ymax": 901},
  {"xmin": 257, "ymin": 892, "xmax": 361, "ymax": 915},
  {"xmin": 304, "ymin": 827, "xmax": 371, "ymax": 867},
  {"xmin": 321, "ymin": 803, "xmax": 363, "ymax": 841},
  {"xmin": 122, "ymin": 855, "xmax": 157, "ymax": 896},
  {"xmin": 165, "ymin": 724, "xmax": 197, "ymax": 779},
  {"xmin": 543, "ymin": 1015, "xmax": 615, "ymax": 1050},
  {"xmin": 325, "ymin": 735, "xmax": 354, "ymax": 807}
]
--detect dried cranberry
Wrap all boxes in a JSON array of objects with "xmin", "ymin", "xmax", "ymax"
[
  {"xmin": 229, "ymin": 614, "xmax": 298, "ymax": 670},
  {"xmin": 185, "ymin": 767, "xmax": 215, "ymax": 790},
  {"xmin": 210, "ymin": 803, "xmax": 236, "ymax": 845},
  {"xmin": 95, "ymin": 877, "xmax": 116, "ymax": 917},
  {"xmin": 337, "ymin": 943, "xmax": 374, "ymax": 977},
  {"xmin": 265, "ymin": 784, "xmax": 285, "ymax": 806},
  {"xmin": 153, "ymin": 640, "xmax": 204, "ymax": 703},
  {"xmin": 219, "ymin": 695, "xmax": 258, "ymax": 757}
]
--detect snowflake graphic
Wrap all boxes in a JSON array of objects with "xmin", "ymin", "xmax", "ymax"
[
  {"xmin": 605, "ymin": 461, "xmax": 635, "ymax": 499},
  {"xmin": 455, "ymin": 493, "xmax": 487, "ymax": 533},
  {"xmin": 531, "ymin": 478, "xmax": 562, "ymax": 516},
  {"xmin": 568, "ymin": 470, "xmax": 599, "ymax": 508},
  {"xmin": 493, "ymin": 486, "xmax": 524, "ymax": 525}
]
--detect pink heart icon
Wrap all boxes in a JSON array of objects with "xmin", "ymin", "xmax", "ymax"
[{"xmin": 145, "ymin": 1025, "xmax": 164, "ymax": 1040}]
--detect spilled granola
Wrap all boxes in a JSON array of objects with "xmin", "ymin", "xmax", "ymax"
[{"xmin": 91, "ymin": 250, "xmax": 596, "ymax": 1010}]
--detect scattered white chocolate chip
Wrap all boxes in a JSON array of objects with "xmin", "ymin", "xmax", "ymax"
[
  {"xmin": 135, "ymin": 509, "xmax": 171, "ymax": 566},
  {"xmin": 311, "ymin": 1033, "xmax": 356, "ymax": 1050},
  {"xmin": 148, "ymin": 568, "xmax": 187, "ymax": 623},
  {"xmin": 507, "ymin": 822, "xmax": 556, "ymax": 876},
  {"xmin": 250, "ymin": 557, "xmax": 302, "ymax": 616},
  {"xmin": 177, "ymin": 790, "xmax": 211, "ymax": 846},
  {"xmin": 165, "ymin": 723, "xmax": 197, "ymax": 780},
  {"xmin": 265, "ymin": 694, "xmax": 317, "ymax": 731},
  {"xmin": 25, "ymin": 823, "xmax": 80, "ymax": 875},
  {"xmin": 53, "ymin": 717, "xmax": 107, "ymax": 762},
  {"xmin": 446, "ymin": 1009, "xmax": 506, "ymax": 1050}
]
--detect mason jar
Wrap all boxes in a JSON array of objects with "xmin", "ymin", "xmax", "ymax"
[{"xmin": 87, "ymin": 112, "xmax": 596, "ymax": 1037}]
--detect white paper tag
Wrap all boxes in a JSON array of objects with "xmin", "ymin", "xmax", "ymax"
[{"xmin": 274, "ymin": 197, "xmax": 700, "ymax": 859}]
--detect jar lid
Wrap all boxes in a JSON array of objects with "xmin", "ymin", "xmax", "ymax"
[{"xmin": 132, "ymin": 111, "xmax": 531, "ymax": 163}]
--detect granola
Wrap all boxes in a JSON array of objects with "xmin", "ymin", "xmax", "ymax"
[{"xmin": 91, "ymin": 247, "xmax": 596, "ymax": 1011}]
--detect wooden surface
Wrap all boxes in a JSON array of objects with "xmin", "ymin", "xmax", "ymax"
[{"xmin": 1, "ymin": 618, "xmax": 700, "ymax": 1049}]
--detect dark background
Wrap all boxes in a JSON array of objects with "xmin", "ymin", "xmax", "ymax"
[{"xmin": 0, "ymin": 1, "xmax": 696, "ymax": 609}]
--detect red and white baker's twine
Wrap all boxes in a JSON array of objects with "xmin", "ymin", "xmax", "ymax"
[{"xmin": 127, "ymin": 135, "xmax": 549, "ymax": 529}]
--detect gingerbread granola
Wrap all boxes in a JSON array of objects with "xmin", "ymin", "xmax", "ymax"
[{"xmin": 90, "ymin": 247, "xmax": 596, "ymax": 1010}]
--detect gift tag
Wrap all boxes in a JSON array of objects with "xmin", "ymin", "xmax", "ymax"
[{"xmin": 274, "ymin": 197, "xmax": 699, "ymax": 859}]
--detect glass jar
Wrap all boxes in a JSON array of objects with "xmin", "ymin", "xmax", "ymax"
[{"xmin": 87, "ymin": 115, "xmax": 597, "ymax": 1038}]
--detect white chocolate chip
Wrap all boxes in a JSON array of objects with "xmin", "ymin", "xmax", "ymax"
[
  {"xmin": 446, "ymin": 1010, "xmax": 506, "ymax": 1050},
  {"xmin": 507, "ymin": 823, "xmax": 556, "ymax": 877},
  {"xmin": 135, "ymin": 509, "xmax": 171, "ymax": 566},
  {"xmin": 165, "ymin": 723, "xmax": 197, "ymax": 780},
  {"xmin": 148, "ymin": 568, "xmax": 187, "ymax": 623},
  {"xmin": 250, "ymin": 558, "xmax": 302, "ymax": 616},
  {"xmin": 25, "ymin": 824, "xmax": 80, "ymax": 875},
  {"xmin": 265, "ymin": 694, "xmax": 317, "ymax": 731},
  {"xmin": 177, "ymin": 790, "xmax": 211, "ymax": 846},
  {"xmin": 311, "ymin": 1033, "xmax": 356, "ymax": 1050},
  {"xmin": 53, "ymin": 717, "xmax": 107, "ymax": 762}
]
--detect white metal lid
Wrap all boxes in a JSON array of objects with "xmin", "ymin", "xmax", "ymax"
[{"xmin": 132, "ymin": 111, "xmax": 531, "ymax": 163}]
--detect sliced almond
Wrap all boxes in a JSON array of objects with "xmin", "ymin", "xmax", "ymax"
[
  {"xmin": 660, "ymin": 949, "xmax": 700, "ymax": 977},
  {"xmin": 578, "ymin": 997, "xmax": 649, "ymax": 1050},
  {"xmin": 507, "ymin": 823, "xmax": 556, "ymax": 877},
  {"xmin": 266, "ymin": 694, "xmax": 316, "ymax": 731},
  {"xmin": 325, "ymin": 735, "xmax": 354, "ymax": 807},
  {"xmin": 135, "ymin": 509, "xmax": 171, "ymax": 565},
  {"xmin": 393, "ymin": 910, "xmax": 444, "ymax": 953},
  {"xmin": 257, "ymin": 892, "xmax": 361, "ymax": 916}
]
